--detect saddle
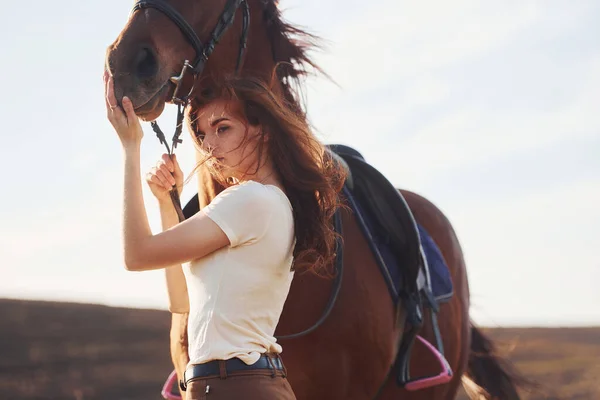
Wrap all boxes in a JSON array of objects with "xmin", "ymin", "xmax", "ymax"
[
  {"xmin": 328, "ymin": 144, "xmax": 422, "ymax": 295},
  {"xmin": 180, "ymin": 144, "xmax": 453, "ymax": 391},
  {"xmin": 327, "ymin": 144, "xmax": 452, "ymax": 390}
]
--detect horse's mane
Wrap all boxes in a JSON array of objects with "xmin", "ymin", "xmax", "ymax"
[
  {"xmin": 259, "ymin": 0, "xmax": 326, "ymax": 114},
  {"xmin": 188, "ymin": 1, "xmax": 326, "ymax": 128}
]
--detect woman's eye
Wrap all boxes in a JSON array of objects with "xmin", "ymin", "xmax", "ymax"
[{"xmin": 217, "ymin": 126, "xmax": 229, "ymax": 134}]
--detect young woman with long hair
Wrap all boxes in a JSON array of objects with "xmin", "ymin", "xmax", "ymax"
[{"xmin": 104, "ymin": 72, "xmax": 345, "ymax": 399}]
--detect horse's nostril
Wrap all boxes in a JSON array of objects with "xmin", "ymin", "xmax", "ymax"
[{"xmin": 134, "ymin": 46, "xmax": 158, "ymax": 79}]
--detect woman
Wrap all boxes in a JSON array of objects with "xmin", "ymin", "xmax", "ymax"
[{"xmin": 104, "ymin": 73, "xmax": 345, "ymax": 399}]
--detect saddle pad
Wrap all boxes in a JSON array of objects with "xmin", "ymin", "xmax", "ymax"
[
  {"xmin": 349, "ymin": 191, "xmax": 453, "ymax": 304},
  {"xmin": 417, "ymin": 224, "xmax": 453, "ymax": 303}
]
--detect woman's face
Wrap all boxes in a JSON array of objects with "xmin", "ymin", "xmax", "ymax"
[{"xmin": 195, "ymin": 99, "xmax": 263, "ymax": 182}]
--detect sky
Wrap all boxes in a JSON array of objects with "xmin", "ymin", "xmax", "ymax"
[{"xmin": 0, "ymin": 0, "xmax": 598, "ymax": 327}]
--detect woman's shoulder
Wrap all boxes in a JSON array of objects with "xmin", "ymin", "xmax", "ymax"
[
  {"xmin": 202, "ymin": 181, "xmax": 292, "ymax": 248},
  {"xmin": 218, "ymin": 180, "xmax": 271, "ymax": 199},
  {"xmin": 212, "ymin": 181, "xmax": 290, "ymax": 211}
]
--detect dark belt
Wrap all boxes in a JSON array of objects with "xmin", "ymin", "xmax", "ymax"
[{"xmin": 181, "ymin": 354, "xmax": 285, "ymax": 390}]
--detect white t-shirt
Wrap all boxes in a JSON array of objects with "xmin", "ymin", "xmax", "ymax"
[{"xmin": 183, "ymin": 180, "xmax": 295, "ymax": 366}]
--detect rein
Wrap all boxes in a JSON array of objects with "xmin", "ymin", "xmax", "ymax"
[{"xmin": 276, "ymin": 208, "xmax": 344, "ymax": 340}]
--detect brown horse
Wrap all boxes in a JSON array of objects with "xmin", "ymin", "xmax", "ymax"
[{"xmin": 105, "ymin": 1, "xmax": 523, "ymax": 399}]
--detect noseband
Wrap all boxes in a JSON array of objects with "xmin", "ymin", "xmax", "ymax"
[{"xmin": 130, "ymin": 0, "xmax": 250, "ymax": 220}]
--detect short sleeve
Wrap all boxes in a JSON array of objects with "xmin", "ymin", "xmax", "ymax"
[{"xmin": 200, "ymin": 182, "xmax": 275, "ymax": 247}]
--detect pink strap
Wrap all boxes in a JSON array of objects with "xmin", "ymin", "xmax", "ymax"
[
  {"xmin": 161, "ymin": 370, "xmax": 182, "ymax": 400},
  {"xmin": 404, "ymin": 335, "xmax": 453, "ymax": 391}
]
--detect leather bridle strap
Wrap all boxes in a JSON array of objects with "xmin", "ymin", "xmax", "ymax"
[
  {"xmin": 131, "ymin": 0, "xmax": 204, "ymax": 65},
  {"xmin": 237, "ymin": 1, "xmax": 250, "ymax": 72},
  {"xmin": 197, "ymin": 0, "xmax": 246, "ymax": 73},
  {"xmin": 131, "ymin": 0, "xmax": 246, "ymax": 78}
]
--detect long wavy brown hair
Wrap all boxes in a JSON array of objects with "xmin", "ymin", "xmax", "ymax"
[{"xmin": 187, "ymin": 75, "xmax": 346, "ymax": 276}]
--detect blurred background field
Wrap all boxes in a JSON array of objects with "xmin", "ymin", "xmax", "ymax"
[{"xmin": 1, "ymin": 299, "xmax": 598, "ymax": 400}]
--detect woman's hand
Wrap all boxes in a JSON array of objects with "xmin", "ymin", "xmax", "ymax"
[
  {"xmin": 146, "ymin": 154, "xmax": 184, "ymax": 203},
  {"xmin": 104, "ymin": 70, "xmax": 143, "ymax": 149}
]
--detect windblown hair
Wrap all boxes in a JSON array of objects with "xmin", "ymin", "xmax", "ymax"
[{"xmin": 189, "ymin": 75, "xmax": 346, "ymax": 276}]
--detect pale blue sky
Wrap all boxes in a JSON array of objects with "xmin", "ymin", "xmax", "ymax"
[{"xmin": 1, "ymin": 0, "xmax": 598, "ymax": 326}]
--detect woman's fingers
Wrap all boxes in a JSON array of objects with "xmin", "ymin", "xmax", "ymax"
[
  {"xmin": 157, "ymin": 166, "xmax": 176, "ymax": 187},
  {"xmin": 151, "ymin": 167, "xmax": 170, "ymax": 189},
  {"xmin": 170, "ymin": 154, "xmax": 184, "ymax": 180},
  {"xmin": 147, "ymin": 156, "xmax": 182, "ymax": 197},
  {"xmin": 145, "ymin": 172, "xmax": 157, "ymax": 185},
  {"xmin": 104, "ymin": 78, "xmax": 112, "ymax": 111},
  {"xmin": 147, "ymin": 168, "xmax": 170, "ymax": 190},
  {"xmin": 160, "ymin": 153, "xmax": 182, "ymax": 172},
  {"xmin": 158, "ymin": 155, "xmax": 183, "ymax": 190},
  {"xmin": 147, "ymin": 174, "xmax": 168, "ymax": 194},
  {"xmin": 122, "ymin": 96, "xmax": 137, "ymax": 124},
  {"xmin": 105, "ymin": 77, "xmax": 124, "ymax": 122},
  {"xmin": 161, "ymin": 153, "xmax": 175, "ymax": 173},
  {"xmin": 172, "ymin": 153, "xmax": 182, "ymax": 170},
  {"xmin": 106, "ymin": 77, "xmax": 118, "ymax": 108}
]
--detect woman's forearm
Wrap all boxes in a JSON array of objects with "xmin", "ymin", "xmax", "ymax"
[
  {"xmin": 158, "ymin": 200, "xmax": 180, "ymax": 231},
  {"xmin": 159, "ymin": 200, "xmax": 190, "ymax": 313},
  {"xmin": 122, "ymin": 146, "xmax": 153, "ymax": 269}
]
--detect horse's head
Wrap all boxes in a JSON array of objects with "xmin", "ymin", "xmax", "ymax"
[
  {"xmin": 105, "ymin": 0, "xmax": 252, "ymax": 121},
  {"xmin": 106, "ymin": 0, "xmax": 320, "ymax": 210},
  {"xmin": 106, "ymin": 0, "xmax": 319, "ymax": 123}
]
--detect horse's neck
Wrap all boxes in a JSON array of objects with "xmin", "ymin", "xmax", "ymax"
[{"xmin": 247, "ymin": 3, "xmax": 273, "ymax": 65}]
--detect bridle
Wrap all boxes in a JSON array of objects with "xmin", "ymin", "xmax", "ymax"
[{"xmin": 130, "ymin": 0, "xmax": 250, "ymax": 221}]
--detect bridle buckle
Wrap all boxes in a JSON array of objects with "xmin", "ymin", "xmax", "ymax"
[{"xmin": 170, "ymin": 60, "xmax": 195, "ymax": 105}]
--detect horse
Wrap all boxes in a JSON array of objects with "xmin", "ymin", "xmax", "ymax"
[{"xmin": 105, "ymin": 1, "xmax": 523, "ymax": 399}]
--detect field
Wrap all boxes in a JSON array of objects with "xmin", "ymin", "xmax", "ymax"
[{"xmin": 1, "ymin": 299, "xmax": 598, "ymax": 399}]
